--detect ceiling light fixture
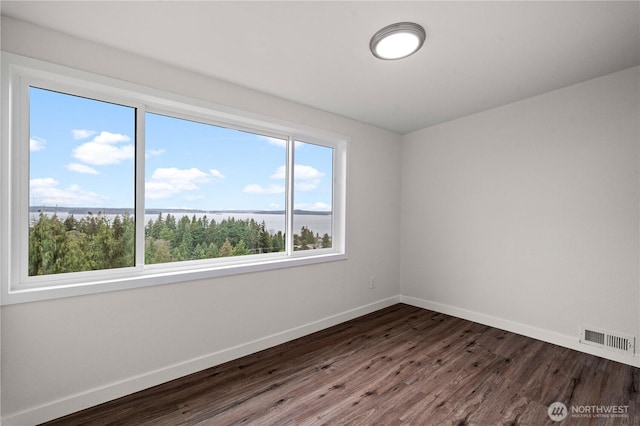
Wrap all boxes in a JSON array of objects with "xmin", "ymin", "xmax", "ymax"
[{"xmin": 370, "ymin": 22, "xmax": 426, "ymax": 60}]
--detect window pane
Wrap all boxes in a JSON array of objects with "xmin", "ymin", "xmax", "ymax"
[
  {"xmin": 293, "ymin": 141, "xmax": 333, "ymax": 251},
  {"xmin": 29, "ymin": 87, "xmax": 136, "ymax": 276},
  {"xmin": 145, "ymin": 113, "xmax": 286, "ymax": 263}
]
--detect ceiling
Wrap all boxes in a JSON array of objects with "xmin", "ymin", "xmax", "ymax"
[{"xmin": 2, "ymin": 1, "xmax": 639, "ymax": 134}]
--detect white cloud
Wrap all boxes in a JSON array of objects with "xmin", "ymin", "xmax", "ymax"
[
  {"xmin": 67, "ymin": 163, "xmax": 99, "ymax": 175},
  {"xmin": 73, "ymin": 131, "xmax": 134, "ymax": 166},
  {"xmin": 146, "ymin": 148, "xmax": 166, "ymax": 158},
  {"xmin": 151, "ymin": 167, "xmax": 209, "ymax": 186},
  {"xmin": 294, "ymin": 165, "xmax": 325, "ymax": 180},
  {"xmin": 242, "ymin": 184, "xmax": 285, "ymax": 194},
  {"xmin": 71, "ymin": 129, "xmax": 96, "ymax": 140},
  {"xmin": 210, "ymin": 169, "xmax": 226, "ymax": 179},
  {"xmin": 30, "ymin": 177, "xmax": 105, "ymax": 206},
  {"xmin": 31, "ymin": 177, "xmax": 57, "ymax": 188},
  {"xmin": 92, "ymin": 131, "xmax": 130, "ymax": 144},
  {"xmin": 30, "ymin": 136, "xmax": 46, "ymax": 152},
  {"xmin": 296, "ymin": 181, "xmax": 322, "ymax": 191},
  {"xmin": 270, "ymin": 164, "xmax": 324, "ymax": 181},
  {"xmin": 295, "ymin": 202, "xmax": 332, "ymax": 212},
  {"xmin": 145, "ymin": 181, "xmax": 174, "ymax": 198},
  {"xmin": 145, "ymin": 167, "xmax": 214, "ymax": 199},
  {"xmin": 269, "ymin": 166, "xmax": 287, "ymax": 180},
  {"xmin": 73, "ymin": 142, "xmax": 134, "ymax": 166},
  {"xmin": 260, "ymin": 136, "xmax": 287, "ymax": 148},
  {"xmin": 259, "ymin": 136, "xmax": 303, "ymax": 149},
  {"xmin": 245, "ymin": 164, "xmax": 324, "ymax": 196},
  {"xmin": 269, "ymin": 164, "xmax": 324, "ymax": 191}
]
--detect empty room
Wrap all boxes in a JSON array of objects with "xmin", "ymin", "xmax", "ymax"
[{"xmin": 0, "ymin": 1, "xmax": 638, "ymax": 425}]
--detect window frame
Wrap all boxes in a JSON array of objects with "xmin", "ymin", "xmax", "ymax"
[{"xmin": 1, "ymin": 52, "xmax": 348, "ymax": 305}]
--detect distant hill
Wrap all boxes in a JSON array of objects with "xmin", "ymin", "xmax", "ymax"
[
  {"xmin": 29, "ymin": 207, "xmax": 331, "ymax": 216},
  {"xmin": 30, "ymin": 206, "xmax": 136, "ymax": 215}
]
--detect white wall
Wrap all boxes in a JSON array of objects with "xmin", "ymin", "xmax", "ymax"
[
  {"xmin": 401, "ymin": 66, "xmax": 640, "ymax": 364},
  {"xmin": 0, "ymin": 17, "xmax": 401, "ymax": 424}
]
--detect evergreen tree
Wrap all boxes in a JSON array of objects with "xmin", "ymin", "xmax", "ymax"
[
  {"xmin": 29, "ymin": 213, "xmax": 68, "ymax": 275},
  {"xmin": 219, "ymin": 238, "xmax": 233, "ymax": 257},
  {"xmin": 145, "ymin": 237, "xmax": 157, "ymax": 264},
  {"xmin": 145, "ymin": 218, "xmax": 154, "ymax": 238},
  {"xmin": 154, "ymin": 239, "xmax": 172, "ymax": 263},
  {"xmin": 63, "ymin": 214, "xmax": 78, "ymax": 232},
  {"xmin": 206, "ymin": 242, "xmax": 219, "ymax": 258},
  {"xmin": 191, "ymin": 216, "xmax": 206, "ymax": 248},
  {"xmin": 28, "ymin": 211, "xmax": 326, "ymax": 274},
  {"xmin": 151, "ymin": 212, "xmax": 164, "ymax": 239},
  {"xmin": 122, "ymin": 213, "xmax": 135, "ymax": 265},
  {"xmin": 193, "ymin": 243, "xmax": 207, "ymax": 260},
  {"xmin": 273, "ymin": 231, "xmax": 284, "ymax": 252},
  {"xmin": 258, "ymin": 222, "xmax": 272, "ymax": 254},
  {"xmin": 62, "ymin": 230, "xmax": 90, "ymax": 272},
  {"xmin": 165, "ymin": 214, "xmax": 177, "ymax": 231},
  {"xmin": 110, "ymin": 215, "xmax": 127, "ymax": 268},
  {"xmin": 232, "ymin": 239, "xmax": 250, "ymax": 256},
  {"xmin": 91, "ymin": 215, "xmax": 115, "ymax": 269}
]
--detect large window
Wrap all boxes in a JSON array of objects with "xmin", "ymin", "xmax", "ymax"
[{"xmin": 1, "ymin": 53, "xmax": 347, "ymax": 304}]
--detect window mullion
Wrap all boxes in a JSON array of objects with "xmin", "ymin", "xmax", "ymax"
[
  {"xmin": 135, "ymin": 107, "xmax": 146, "ymax": 268},
  {"xmin": 285, "ymin": 136, "xmax": 295, "ymax": 255},
  {"xmin": 18, "ymin": 77, "xmax": 31, "ymax": 282}
]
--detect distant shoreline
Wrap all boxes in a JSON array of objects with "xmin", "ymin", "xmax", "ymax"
[{"xmin": 29, "ymin": 206, "xmax": 332, "ymax": 216}]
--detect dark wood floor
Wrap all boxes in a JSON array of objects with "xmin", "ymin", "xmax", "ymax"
[{"xmin": 44, "ymin": 304, "xmax": 639, "ymax": 425}]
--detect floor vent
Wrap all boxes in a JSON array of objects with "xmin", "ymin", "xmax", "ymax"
[{"xmin": 581, "ymin": 327, "xmax": 635, "ymax": 355}]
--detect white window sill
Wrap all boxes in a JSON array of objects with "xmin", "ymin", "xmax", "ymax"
[{"xmin": 3, "ymin": 252, "xmax": 348, "ymax": 305}]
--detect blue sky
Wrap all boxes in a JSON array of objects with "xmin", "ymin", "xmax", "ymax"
[{"xmin": 29, "ymin": 87, "xmax": 333, "ymax": 212}]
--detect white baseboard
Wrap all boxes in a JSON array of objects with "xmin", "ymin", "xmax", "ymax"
[
  {"xmin": 3, "ymin": 296, "xmax": 401, "ymax": 426},
  {"xmin": 400, "ymin": 295, "xmax": 640, "ymax": 368}
]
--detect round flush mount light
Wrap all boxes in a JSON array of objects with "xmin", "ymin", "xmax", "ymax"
[{"xmin": 370, "ymin": 22, "xmax": 426, "ymax": 60}]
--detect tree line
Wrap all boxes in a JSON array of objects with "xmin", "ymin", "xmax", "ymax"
[{"xmin": 29, "ymin": 212, "xmax": 331, "ymax": 276}]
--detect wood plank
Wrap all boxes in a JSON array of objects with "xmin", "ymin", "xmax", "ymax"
[{"xmin": 42, "ymin": 304, "xmax": 640, "ymax": 426}]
